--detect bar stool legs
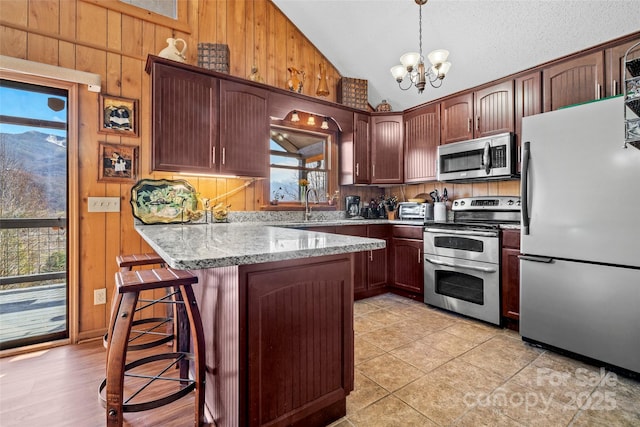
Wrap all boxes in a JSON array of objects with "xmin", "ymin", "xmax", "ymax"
[{"xmin": 100, "ymin": 268, "xmax": 205, "ymax": 427}]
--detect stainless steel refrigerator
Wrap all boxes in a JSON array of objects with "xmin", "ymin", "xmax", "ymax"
[{"xmin": 520, "ymin": 96, "xmax": 640, "ymax": 374}]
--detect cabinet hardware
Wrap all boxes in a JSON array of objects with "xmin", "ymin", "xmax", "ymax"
[
  {"xmin": 212, "ymin": 146, "xmax": 216, "ymax": 164},
  {"xmin": 612, "ymin": 80, "xmax": 618, "ymax": 96},
  {"xmin": 372, "ymin": 164, "xmax": 375, "ymax": 177},
  {"xmin": 418, "ymin": 248, "xmax": 421, "ymax": 264},
  {"xmin": 222, "ymin": 147, "xmax": 226, "ymax": 165},
  {"xmin": 596, "ymin": 83, "xmax": 601, "ymax": 100},
  {"xmin": 476, "ymin": 115, "xmax": 480, "ymax": 131},
  {"xmin": 369, "ymin": 251, "xmax": 373, "ymax": 262},
  {"xmin": 356, "ymin": 163, "xmax": 359, "ymax": 176},
  {"xmin": 467, "ymin": 118, "xmax": 471, "ymax": 133}
]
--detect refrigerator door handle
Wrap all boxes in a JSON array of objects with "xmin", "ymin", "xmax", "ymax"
[
  {"xmin": 521, "ymin": 141, "xmax": 531, "ymax": 235},
  {"xmin": 518, "ymin": 255, "xmax": 553, "ymax": 263},
  {"xmin": 482, "ymin": 141, "xmax": 491, "ymax": 175}
]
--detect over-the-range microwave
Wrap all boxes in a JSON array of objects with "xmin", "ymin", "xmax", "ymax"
[{"xmin": 437, "ymin": 132, "xmax": 518, "ymax": 182}]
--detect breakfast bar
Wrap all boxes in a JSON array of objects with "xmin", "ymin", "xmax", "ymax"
[{"xmin": 135, "ymin": 222, "xmax": 385, "ymax": 427}]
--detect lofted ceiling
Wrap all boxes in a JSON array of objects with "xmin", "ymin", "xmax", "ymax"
[{"xmin": 272, "ymin": 0, "xmax": 640, "ymax": 111}]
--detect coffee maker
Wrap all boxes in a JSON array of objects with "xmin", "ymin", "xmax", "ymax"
[{"xmin": 345, "ymin": 195, "xmax": 361, "ymax": 218}]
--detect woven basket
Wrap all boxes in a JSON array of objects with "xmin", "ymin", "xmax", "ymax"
[
  {"xmin": 197, "ymin": 43, "xmax": 230, "ymax": 73},
  {"xmin": 337, "ymin": 77, "xmax": 368, "ymax": 110}
]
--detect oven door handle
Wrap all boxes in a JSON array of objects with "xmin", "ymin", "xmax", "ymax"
[
  {"xmin": 424, "ymin": 228, "xmax": 498, "ymax": 237},
  {"xmin": 424, "ymin": 257, "xmax": 498, "ymax": 273}
]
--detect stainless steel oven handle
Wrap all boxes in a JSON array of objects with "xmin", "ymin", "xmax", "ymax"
[
  {"xmin": 424, "ymin": 228, "xmax": 498, "ymax": 237},
  {"xmin": 424, "ymin": 257, "xmax": 498, "ymax": 273}
]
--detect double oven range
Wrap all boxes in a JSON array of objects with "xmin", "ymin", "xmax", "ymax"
[{"xmin": 423, "ymin": 196, "xmax": 520, "ymax": 325}]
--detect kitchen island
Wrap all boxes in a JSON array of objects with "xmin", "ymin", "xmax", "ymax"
[{"xmin": 135, "ymin": 222, "xmax": 385, "ymax": 427}]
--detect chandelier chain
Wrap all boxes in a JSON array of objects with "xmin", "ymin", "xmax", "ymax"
[{"xmin": 418, "ymin": 3, "xmax": 423, "ymax": 58}]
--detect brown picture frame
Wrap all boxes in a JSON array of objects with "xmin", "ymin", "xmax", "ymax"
[
  {"xmin": 98, "ymin": 142, "xmax": 138, "ymax": 183},
  {"xmin": 98, "ymin": 94, "xmax": 139, "ymax": 137}
]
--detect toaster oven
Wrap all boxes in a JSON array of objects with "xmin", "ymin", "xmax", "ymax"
[{"xmin": 397, "ymin": 202, "xmax": 433, "ymax": 220}]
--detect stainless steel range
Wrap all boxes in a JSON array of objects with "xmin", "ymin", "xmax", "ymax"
[{"xmin": 423, "ymin": 196, "xmax": 520, "ymax": 325}]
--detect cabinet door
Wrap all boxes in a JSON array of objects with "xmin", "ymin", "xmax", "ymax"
[
  {"xmin": 474, "ymin": 81, "xmax": 514, "ymax": 138},
  {"xmin": 404, "ymin": 104, "xmax": 440, "ymax": 182},
  {"xmin": 605, "ymin": 37, "xmax": 640, "ymax": 97},
  {"xmin": 515, "ymin": 72, "xmax": 542, "ymax": 173},
  {"xmin": 219, "ymin": 81, "xmax": 269, "ymax": 177},
  {"xmin": 392, "ymin": 238, "xmax": 423, "ymax": 295},
  {"xmin": 543, "ymin": 51, "xmax": 605, "ymax": 112},
  {"xmin": 371, "ymin": 114, "xmax": 403, "ymax": 184},
  {"xmin": 367, "ymin": 225, "xmax": 389, "ymax": 289},
  {"xmin": 501, "ymin": 247, "xmax": 521, "ymax": 321},
  {"xmin": 336, "ymin": 225, "xmax": 368, "ymax": 294},
  {"xmin": 151, "ymin": 63, "xmax": 217, "ymax": 173},
  {"xmin": 441, "ymin": 93, "xmax": 473, "ymax": 144},
  {"xmin": 354, "ymin": 112, "xmax": 371, "ymax": 184}
]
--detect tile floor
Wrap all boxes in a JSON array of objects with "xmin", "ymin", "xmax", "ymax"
[{"xmin": 330, "ymin": 293, "xmax": 640, "ymax": 427}]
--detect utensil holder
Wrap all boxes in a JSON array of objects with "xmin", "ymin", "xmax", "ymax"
[{"xmin": 434, "ymin": 202, "xmax": 447, "ymax": 222}]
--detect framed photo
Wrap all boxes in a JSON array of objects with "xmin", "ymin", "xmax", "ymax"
[
  {"xmin": 98, "ymin": 94, "xmax": 139, "ymax": 137},
  {"xmin": 98, "ymin": 142, "xmax": 138, "ymax": 183}
]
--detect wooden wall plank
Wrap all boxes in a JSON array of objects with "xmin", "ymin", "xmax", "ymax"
[
  {"xmin": 28, "ymin": 0, "xmax": 58, "ymax": 33},
  {"xmin": 76, "ymin": 0, "xmax": 107, "ymax": 48},
  {"xmin": 59, "ymin": 0, "xmax": 76, "ymax": 41},
  {"xmin": 26, "ymin": 33, "xmax": 58, "ymax": 64},
  {"xmin": 0, "ymin": 27, "xmax": 27, "ymax": 58},
  {"xmin": 2, "ymin": 0, "xmax": 29, "ymax": 27}
]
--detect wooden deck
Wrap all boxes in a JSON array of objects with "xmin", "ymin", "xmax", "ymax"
[{"xmin": 0, "ymin": 284, "xmax": 66, "ymax": 345}]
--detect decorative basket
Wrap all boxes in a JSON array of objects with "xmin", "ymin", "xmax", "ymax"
[
  {"xmin": 197, "ymin": 43, "xmax": 230, "ymax": 73},
  {"xmin": 375, "ymin": 99, "xmax": 392, "ymax": 112},
  {"xmin": 337, "ymin": 77, "xmax": 368, "ymax": 110}
]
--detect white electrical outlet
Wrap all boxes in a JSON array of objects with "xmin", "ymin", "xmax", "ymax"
[
  {"xmin": 94, "ymin": 288, "xmax": 107, "ymax": 305},
  {"xmin": 88, "ymin": 197, "xmax": 121, "ymax": 212}
]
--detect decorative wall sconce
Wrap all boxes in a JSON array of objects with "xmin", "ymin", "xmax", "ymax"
[
  {"xmin": 307, "ymin": 116, "xmax": 316, "ymax": 126},
  {"xmin": 291, "ymin": 110, "xmax": 300, "ymax": 122},
  {"xmin": 321, "ymin": 118, "xmax": 329, "ymax": 130}
]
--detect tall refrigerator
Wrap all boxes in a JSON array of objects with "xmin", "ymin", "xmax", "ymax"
[{"xmin": 520, "ymin": 96, "xmax": 640, "ymax": 374}]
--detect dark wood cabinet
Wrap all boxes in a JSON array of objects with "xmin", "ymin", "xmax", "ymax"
[
  {"xmin": 474, "ymin": 81, "xmax": 514, "ymax": 138},
  {"xmin": 151, "ymin": 62, "xmax": 217, "ymax": 173},
  {"xmin": 403, "ymin": 104, "xmax": 440, "ymax": 182},
  {"xmin": 390, "ymin": 226, "xmax": 423, "ymax": 298},
  {"xmin": 240, "ymin": 254, "xmax": 354, "ymax": 427},
  {"xmin": 441, "ymin": 82, "xmax": 514, "ymax": 145},
  {"xmin": 335, "ymin": 224, "xmax": 389, "ymax": 299},
  {"xmin": 605, "ymin": 36, "xmax": 640, "ymax": 97},
  {"xmin": 441, "ymin": 93, "xmax": 473, "ymax": 144},
  {"xmin": 219, "ymin": 81, "xmax": 269, "ymax": 177},
  {"xmin": 501, "ymin": 229, "xmax": 521, "ymax": 330},
  {"xmin": 370, "ymin": 114, "xmax": 403, "ymax": 184},
  {"xmin": 543, "ymin": 51, "xmax": 605, "ymax": 112},
  {"xmin": 515, "ymin": 71, "xmax": 542, "ymax": 172},
  {"xmin": 354, "ymin": 112, "xmax": 371, "ymax": 184}
]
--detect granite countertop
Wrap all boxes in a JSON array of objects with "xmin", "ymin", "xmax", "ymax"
[{"xmin": 135, "ymin": 222, "xmax": 386, "ymax": 270}]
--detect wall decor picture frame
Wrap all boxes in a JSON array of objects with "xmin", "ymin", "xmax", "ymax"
[
  {"xmin": 98, "ymin": 94, "xmax": 139, "ymax": 137},
  {"xmin": 98, "ymin": 142, "xmax": 138, "ymax": 183}
]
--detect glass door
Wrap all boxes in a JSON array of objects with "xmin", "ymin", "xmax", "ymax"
[{"xmin": 0, "ymin": 79, "xmax": 69, "ymax": 350}]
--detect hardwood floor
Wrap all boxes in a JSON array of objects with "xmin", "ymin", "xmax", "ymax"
[{"xmin": 0, "ymin": 339, "xmax": 196, "ymax": 426}]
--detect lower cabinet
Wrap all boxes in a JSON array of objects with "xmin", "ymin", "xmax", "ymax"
[
  {"xmin": 501, "ymin": 229, "xmax": 521, "ymax": 330},
  {"xmin": 390, "ymin": 226, "xmax": 424, "ymax": 299},
  {"xmin": 336, "ymin": 225, "xmax": 390, "ymax": 300}
]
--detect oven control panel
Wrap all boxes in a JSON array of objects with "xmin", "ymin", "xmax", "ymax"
[{"xmin": 452, "ymin": 196, "xmax": 521, "ymax": 211}]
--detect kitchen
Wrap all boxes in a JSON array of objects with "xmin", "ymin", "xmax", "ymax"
[{"xmin": 1, "ymin": 1, "xmax": 640, "ymax": 426}]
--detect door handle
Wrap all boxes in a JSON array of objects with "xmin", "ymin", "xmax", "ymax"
[
  {"xmin": 518, "ymin": 255, "xmax": 553, "ymax": 263},
  {"xmin": 424, "ymin": 257, "xmax": 497, "ymax": 273},
  {"xmin": 482, "ymin": 141, "xmax": 491, "ymax": 175},
  {"xmin": 418, "ymin": 248, "xmax": 421, "ymax": 264},
  {"xmin": 521, "ymin": 141, "xmax": 530, "ymax": 235}
]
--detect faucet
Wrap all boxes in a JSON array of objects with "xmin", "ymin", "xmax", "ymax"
[{"xmin": 304, "ymin": 187, "xmax": 319, "ymax": 221}]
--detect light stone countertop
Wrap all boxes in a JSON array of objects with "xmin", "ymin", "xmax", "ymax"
[{"xmin": 135, "ymin": 222, "xmax": 386, "ymax": 270}]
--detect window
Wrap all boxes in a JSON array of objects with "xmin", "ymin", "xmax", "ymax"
[
  {"xmin": 120, "ymin": 0, "xmax": 177, "ymax": 19},
  {"xmin": 268, "ymin": 123, "xmax": 338, "ymax": 207}
]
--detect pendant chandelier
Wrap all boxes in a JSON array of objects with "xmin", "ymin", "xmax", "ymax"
[{"xmin": 390, "ymin": 0, "xmax": 451, "ymax": 93}]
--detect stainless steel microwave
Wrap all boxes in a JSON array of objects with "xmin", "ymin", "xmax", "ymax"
[{"xmin": 436, "ymin": 132, "xmax": 517, "ymax": 182}]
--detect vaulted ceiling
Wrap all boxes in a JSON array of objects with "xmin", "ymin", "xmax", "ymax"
[{"xmin": 272, "ymin": 0, "xmax": 640, "ymax": 111}]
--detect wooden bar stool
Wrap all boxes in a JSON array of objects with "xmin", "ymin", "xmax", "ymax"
[
  {"xmin": 99, "ymin": 268, "xmax": 205, "ymax": 427},
  {"xmin": 104, "ymin": 253, "xmax": 174, "ymax": 351}
]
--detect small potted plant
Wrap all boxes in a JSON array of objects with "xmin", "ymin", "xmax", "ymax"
[{"xmin": 271, "ymin": 187, "xmax": 284, "ymax": 205}]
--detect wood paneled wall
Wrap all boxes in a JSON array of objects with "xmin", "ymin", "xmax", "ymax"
[{"xmin": 0, "ymin": 0, "xmax": 345, "ymax": 339}]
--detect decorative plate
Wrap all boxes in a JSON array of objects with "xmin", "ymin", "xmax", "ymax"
[{"xmin": 131, "ymin": 179, "xmax": 203, "ymax": 224}]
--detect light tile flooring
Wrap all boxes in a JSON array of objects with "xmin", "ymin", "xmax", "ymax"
[{"xmin": 330, "ymin": 293, "xmax": 640, "ymax": 427}]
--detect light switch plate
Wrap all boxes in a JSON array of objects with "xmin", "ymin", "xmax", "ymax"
[{"xmin": 88, "ymin": 196, "xmax": 121, "ymax": 212}]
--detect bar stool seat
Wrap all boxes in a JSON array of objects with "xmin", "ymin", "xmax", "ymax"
[
  {"xmin": 103, "ymin": 253, "xmax": 171, "ymax": 351},
  {"xmin": 99, "ymin": 268, "xmax": 205, "ymax": 427}
]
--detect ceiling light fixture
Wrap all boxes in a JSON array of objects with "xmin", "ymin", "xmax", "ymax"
[
  {"xmin": 321, "ymin": 117, "xmax": 329, "ymax": 130},
  {"xmin": 390, "ymin": 0, "xmax": 451, "ymax": 93}
]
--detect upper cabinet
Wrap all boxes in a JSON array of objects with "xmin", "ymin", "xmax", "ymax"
[
  {"xmin": 474, "ymin": 81, "xmax": 514, "ymax": 138},
  {"xmin": 148, "ymin": 57, "xmax": 269, "ymax": 177},
  {"xmin": 441, "ymin": 81, "xmax": 514, "ymax": 144},
  {"xmin": 354, "ymin": 112, "xmax": 371, "ymax": 184},
  {"xmin": 543, "ymin": 51, "xmax": 605, "ymax": 112},
  {"xmin": 219, "ymin": 81, "xmax": 269, "ymax": 177},
  {"xmin": 151, "ymin": 62, "xmax": 218, "ymax": 173},
  {"xmin": 440, "ymin": 93, "xmax": 473, "ymax": 144},
  {"xmin": 370, "ymin": 114, "xmax": 404, "ymax": 184},
  {"xmin": 404, "ymin": 104, "xmax": 440, "ymax": 182},
  {"xmin": 605, "ymin": 36, "xmax": 640, "ymax": 97}
]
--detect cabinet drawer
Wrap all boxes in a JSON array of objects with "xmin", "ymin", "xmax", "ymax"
[
  {"xmin": 368, "ymin": 224, "xmax": 391, "ymax": 238},
  {"xmin": 502, "ymin": 229, "xmax": 521, "ymax": 249},
  {"xmin": 392, "ymin": 225, "xmax": 423, "ymax": 240}
]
